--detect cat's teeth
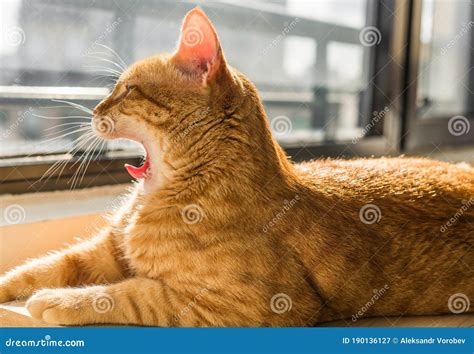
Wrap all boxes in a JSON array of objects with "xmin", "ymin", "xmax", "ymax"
[{"xmin": 144, "ymin": 167, "xmax": 152, "ymax": 178}]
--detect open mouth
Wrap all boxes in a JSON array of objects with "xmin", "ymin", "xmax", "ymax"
[{"xmin": 124, "ymin": 149, "xmax": 151, "ymax": 180}]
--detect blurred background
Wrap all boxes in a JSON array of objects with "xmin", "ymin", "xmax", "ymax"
[{"xmin": 0, "ymin": 0, "xmax": 473, "ymax": 193}]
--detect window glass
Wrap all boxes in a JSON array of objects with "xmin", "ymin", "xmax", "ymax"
[
  {"xmin": 417, "ymin": 0, "xmax": 473, "ymax": 118},
  {"xmin": 0, "ymin": 0, "xmax": 375, "ymax": 158}
]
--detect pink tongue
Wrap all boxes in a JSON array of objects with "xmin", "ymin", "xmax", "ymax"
[{"xmin": 125, "ymin": 155, "xmax": 150, "ymax": 179}]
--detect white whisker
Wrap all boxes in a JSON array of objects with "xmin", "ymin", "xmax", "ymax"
[
  {"xmin": 70, "ymin": 135, "xmax": 100, "ymax": 168},
  {"xmin": 33, "ymin": 114, "xmax": 91, "ymax": 120},
  {"xmin": 38, "ymin": 128, "xmax": 92, "ymax": 146},
  {"xmin": 44, "ymin": 122, "xmax": 90, "ymax": 131},
  {"xmin": 45, "ymin": 133, "xmax": 98, "ymax": 185},
  {"xmin": 39, "ymin": 105, "xmax": 92, "ymax": 112},
  {"xmin": 85, "ymin": 50, "xmax": 127, "ymax": 71},
  {"xmin": 33, "ymin": 56, "xmax": 120, "ymax": 189},
  {"xmin": 84, "ymin": 65, "xmax": 122, "ymax": 77},
  {"xmin": 79, "ymin": 139, "xmax": 106, "ymax": 186},
  {"xmin": 51, "ymin": 100, "xmax": 94, "ymax": 114},
  {"xmin": 43, "ymin": 126, "xmax": 91, "ymax": 139},
  {"xmin": 70, "ymin": 137, "xmax": 102, "ymax": 189},
  {"xmin": 87, "ymin": 55, "xmax": 126, "ymax": 73},
  {"xmin": 96, "ymin": 43, "xmax": 128, "ymax": 69},
  {"xmin": 88, "ymin": 74, "xmax": 118, "ymax": 86}
]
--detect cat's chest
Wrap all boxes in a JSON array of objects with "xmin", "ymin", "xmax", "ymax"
[{"xmin": 122, "ymin": 227, "xmax": 209, "ymax": 280}]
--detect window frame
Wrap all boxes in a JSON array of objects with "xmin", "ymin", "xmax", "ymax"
[{"xmin": 402, "ymin": 0, "xmax": 474, "ymax": 151}]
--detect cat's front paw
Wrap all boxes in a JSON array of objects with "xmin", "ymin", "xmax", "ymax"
[
  {"xmin": 26, "ymin": 288, "xmax": 86, "ymax": 325},
  {"xmin": 26, "ymin": 287, "xmax": 113, "ymax": 325}
]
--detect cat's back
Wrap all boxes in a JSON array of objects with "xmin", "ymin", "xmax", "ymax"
[
  {"xmin": 295, "ymin": 157, "xmax": 474, "ymax": 219},
  {"xmin": 289, "ymin": 157, "xmax": 473, "ymax": 320}
]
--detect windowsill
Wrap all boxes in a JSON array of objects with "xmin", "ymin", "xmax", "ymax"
[
  {"xmin": 0, "ymin": 184, "xmax": 132, "ymax": 275},
  {"xmin": 0, "ymin": 183, "xmax": 131, "ymax": 226},
  {"xmin": 410, "ymin": 144, "xmax": 474, "ymax": 164}
]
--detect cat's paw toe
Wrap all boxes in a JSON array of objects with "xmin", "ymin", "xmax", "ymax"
[
  {"xmin": 26, "ymin": 289, "xmax": 59, "ymax": 320},
  {"xmin": 41, "ymin": 307, "xmax": 74, "ymax": 325},
  {"xmin": 26, "ymin": 289, "xmax": 82, "ymax": 324}
]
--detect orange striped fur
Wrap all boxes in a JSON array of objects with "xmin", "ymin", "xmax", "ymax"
[{"xmin": 0, "ymin": 7, "xmax": 472, "ymax": 326}]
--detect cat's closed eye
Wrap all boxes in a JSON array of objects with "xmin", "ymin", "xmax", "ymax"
[
  {"xmin": 125, "ymin": 84, "xmax": 136, "ymax": 93},
  {"xmin": 109, "ymin": 85, "xmax": 134, "ymax": 103}
]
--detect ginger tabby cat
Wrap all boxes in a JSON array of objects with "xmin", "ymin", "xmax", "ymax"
[{"xmin": 0, "ymin": 7, "xmax": 472, "ymax": 327}]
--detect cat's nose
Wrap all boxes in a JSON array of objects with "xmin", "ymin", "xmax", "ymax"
[
  {"xmin": 94, "ymin": 91, "xmax": 119, "ymax": 115},
  {"xmin": 93, "ymin": 102, "xmax": 102, "ymax": 115},
  {"xmin": 93, "ymin": 100, "xmax": 108, "ymax": 115}
]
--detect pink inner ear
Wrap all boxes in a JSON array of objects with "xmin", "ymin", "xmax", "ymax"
[{"xmin": 174, "ymin": 7, "xmax": 221, "ymax": 79}]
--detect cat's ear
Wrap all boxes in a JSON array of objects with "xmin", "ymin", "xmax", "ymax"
[{"xmin": 172, "ymin": 7, "xmax": 225, "ymax": 84}]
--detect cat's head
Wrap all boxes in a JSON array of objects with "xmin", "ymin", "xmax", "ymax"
[{"xmin": 92, "ymin": 7, "xmax": 279, "ymax": 194}]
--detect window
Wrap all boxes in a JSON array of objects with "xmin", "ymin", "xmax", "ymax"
[
  {"xmin": 404, "ymin": 0, "xmax": 474, "ymax": 150},
  {"xmin": 1, "ymin": 0, "xmax": 471, "ymax": 193},
  {"xmin": 418, "ymin": 0, "xmax": 473, "ymax": 119}
]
